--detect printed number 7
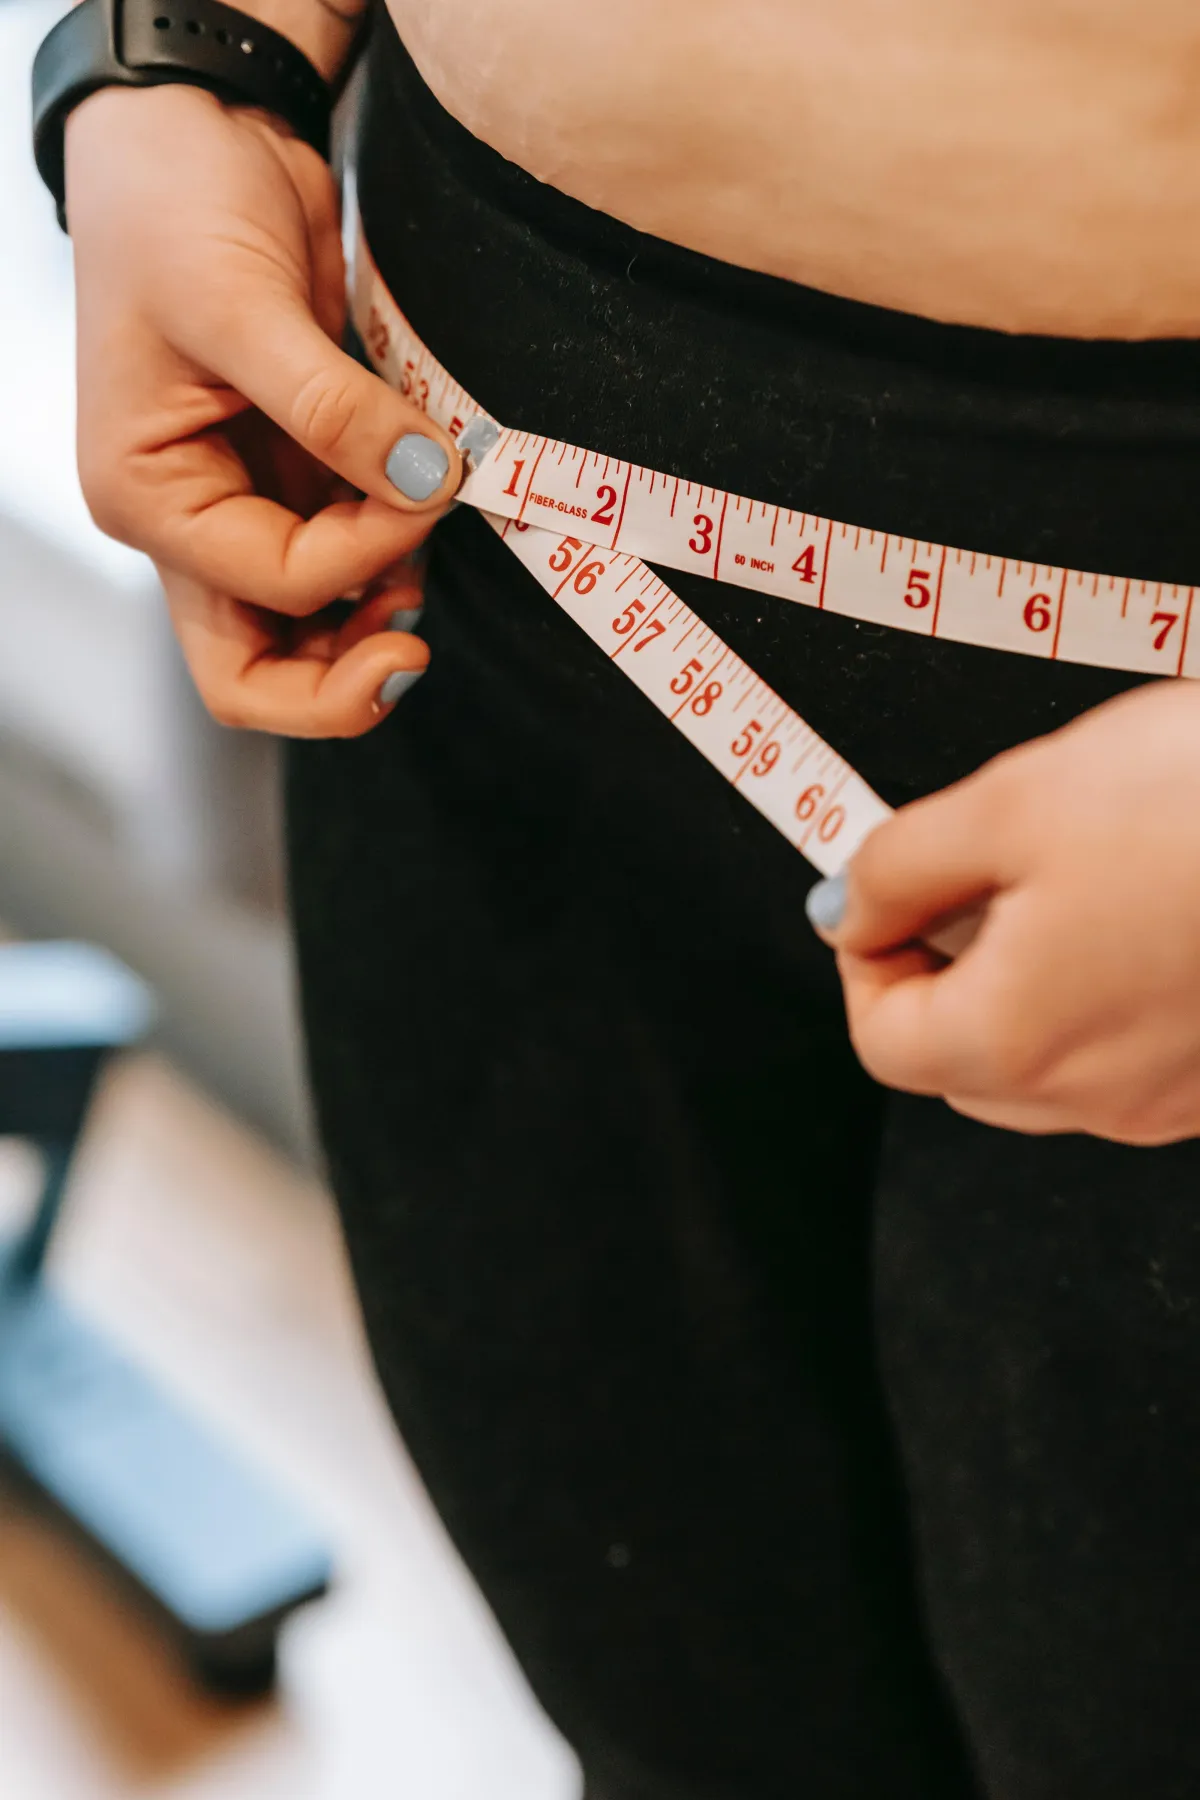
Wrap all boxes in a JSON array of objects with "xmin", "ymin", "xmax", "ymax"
[{"xmin": 1151, "ymin": 611, "xmax": 1179, "ymax": 652}]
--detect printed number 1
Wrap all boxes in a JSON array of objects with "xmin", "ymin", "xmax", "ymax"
[{"xmin": 503, "ymin": 459, "xmax": 526, "ymax": 499}]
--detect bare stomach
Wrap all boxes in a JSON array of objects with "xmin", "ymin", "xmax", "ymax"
[{"xmin": 385, "ymin": 0, "xmax": 1200, "ymax": 339}]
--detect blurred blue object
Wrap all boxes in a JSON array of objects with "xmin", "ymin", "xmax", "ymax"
[
  {"xmin": 0, "ymin": 1276, "xmax": 333, "ymax": 1687},
  {"xmin": 0, "ymin": 939, "xmax": 155, "ymax": 1049},
  {"xmin": 0, "ymin": 940, "xmax": 332, "ymax": 1693}
]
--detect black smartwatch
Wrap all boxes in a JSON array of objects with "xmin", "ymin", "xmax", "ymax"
[{"xmin": 32, "ymin": 0, "xmax": 333, "ymax": 228}]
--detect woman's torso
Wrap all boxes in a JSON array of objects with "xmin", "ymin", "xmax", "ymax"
[{"xmin": 387, "ymin": 0, "xmax": 1200, "ymax": 339}]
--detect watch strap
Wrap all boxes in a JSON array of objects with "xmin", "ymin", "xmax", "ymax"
[{"xmin": 32, "ymin": 0, "xmax": 332, "ymax": 225}]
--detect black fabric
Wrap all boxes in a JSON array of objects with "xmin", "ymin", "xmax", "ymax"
[{"xmin": 287, "ymin": 22, "xmax": 1200, "ymax": 1799}]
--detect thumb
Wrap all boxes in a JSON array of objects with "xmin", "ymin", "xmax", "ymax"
[
  {"xmin": 203, "ymin": 287, "xmax": 462, "ymax": 511},
  {"xmin": 807, "ymin": 774, "xmax": 1004, "ymax": 955}
]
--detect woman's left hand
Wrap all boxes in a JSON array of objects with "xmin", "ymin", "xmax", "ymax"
[{"xmin": 809, "ymin": 679, "xmax": 1200, "ymax": 1144}]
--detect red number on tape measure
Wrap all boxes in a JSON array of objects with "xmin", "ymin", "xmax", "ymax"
[
  {"xmin": 751, "ymin": 741, "xmax": 780, "ymax": 777},
  {"xmin": 818, "ymin": 806, "xmax": 846, "ymax": 843},
  {"xmin": 731, "ymin": 720, "xmax": 763, "ymax": 757},
  {"xmin": 792, "ymin": 544, "xmax": 818, "ymax": 584},
  {"xmin": 1152, "ymin": 611, "xmax": 1179, "ymax": 651},
  {"xmin": 593, "ymin": 485, "xmax": 618, "ymax": 527},
  {"xmin": 365, "ymin": 305, "xmax": 390, "ymax": 364},
  {"xmin": 795, "ymin": 783, "xmax": 824, "ymax": 821},
  {"xmin": 632, "ymin": 620, "xmax": 667, "ymax": 652},
  {"xmin": 503, "ymin": 459, "xmax": 527, "ymax": 499},
  {"xmin": 690, "ymin": 514, "xmax": 714, "ymax": 556},
  {"xmin": 691, "ymin": 681, "xmax": 724, "ymax": 716},
  {"xmin": 1023, "ymin": 593, "xmax": 1053, "ymax": 633},
  {"xmin": 904, "ymin": 569, "xmax": 932, "ymax": 609},
  {"xmin": 613, "ymin": 599, "xmax": 646, "ymax": 635},
  {"xmin": 671, "ymin": 658, "xmax": 705, "ymax": 695},
  {"xmin": 548, "ymin": 536, "xmax": 583, "ymax": 572},
  {"xmin": 573, "ymin": 560, "xmax": 607, "ymax": 595}
]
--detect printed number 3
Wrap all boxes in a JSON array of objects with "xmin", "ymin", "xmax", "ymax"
[{"xmin": 689, "ymin": 514, "xmax": 713, "ymax": 556}]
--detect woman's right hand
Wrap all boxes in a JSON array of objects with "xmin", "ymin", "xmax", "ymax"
[{"xmin": 66, "ymin": 81, "xmax": 462, "ymax": 737}]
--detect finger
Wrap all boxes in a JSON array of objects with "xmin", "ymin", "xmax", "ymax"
[
  {"xmin": 335, "ymin": 582, "xmax": 426, "ymax": 653},
  {"xmin": 162, "ymin": 572, "xmax": 429, "ymax": 738},
  {"xmin": 79, "ymin": 293, "xmax": 447, "ymax": 614},
  {"xmin": 837, "ymin": 880, "xmax": 1061, "ymax": 1099},
  {"xmin": 235, "ymin": 578, "xmax": 424, "ymax": 666},
  {"xmin": 288, "ymin": 140, "xmax": 348, "ymax": 347},
  {"xmin": 831, "ymin": 770, "xmax": 1015, "ymax": 956},
  {"xmin": 178, "ymin": 284, "xmax": 462, "ymax": 514},
  {"xmin": 836, "ymin": 946, "xmax": 958, "ymax": 1095},
  {"xmin": 942, "ymin": 1093, "xmax": 1075, "ymax": 1134},
  {"xmin": 142, "ymin": 438, "xmax": 442, "ymax": 616}
]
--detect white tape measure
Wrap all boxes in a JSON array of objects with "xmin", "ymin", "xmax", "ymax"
[{"xmin": 347, "ymin": 187, "xmax": 1193, "ymax": 881}]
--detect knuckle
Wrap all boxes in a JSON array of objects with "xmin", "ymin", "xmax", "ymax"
[
  {"xmin": 845, "ymin": 1014, "xmax": 910, "ymax": 1092},
  {"xmin": 197, "ymin": 688, "xmax": 244, "ymax": 731},
  {"xmin": 852, "ymin": 1034, "xmax": 900, "ymax": 1090},
  {"xmin": 77, "ymin": 457, "xmax": 137, "ymax": 545},
  {"xmin": 288, "ymin": 368, "xmax": 358, "ymax": 462}
]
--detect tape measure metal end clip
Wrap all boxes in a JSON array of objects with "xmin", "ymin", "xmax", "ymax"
[{"xmin": 456, "ymin": 415, "xmax": 500, "ymax": 470}]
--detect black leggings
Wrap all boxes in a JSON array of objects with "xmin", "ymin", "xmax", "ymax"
[{"xmin": 288, "ymin": 23, "xmax": 1200, "ymax": 1799}]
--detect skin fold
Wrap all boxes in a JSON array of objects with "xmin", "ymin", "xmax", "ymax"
[{"xmin": 63, "ymin": 2, "xmax": 1200, "ymax": 1139}]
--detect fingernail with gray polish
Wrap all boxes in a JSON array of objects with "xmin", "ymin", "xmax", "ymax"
[
  {"xmin": 386, "ymin": 433, "xmax": 450, "ymax": 502},
  {"xmin": 389, "ymin": 606, "xmax": 424, "ymax": 634},
  {"xmin": 379, "ymin": 668, "xmax": 424, "ymax": 707},
  {"xmin": 805, "ymin": 873, "xmax": 847, "ymax": 933}
]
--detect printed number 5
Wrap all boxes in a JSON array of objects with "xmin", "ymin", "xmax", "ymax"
[
  {"xmin": 731, "ymin": 720, "xmax": 763, "ymax": 758},
  {"xmin": 548, "ymin": 535, "xmax": 583, "ymax": 572},
  {"xmin": 904, "ymin": 569, "xmax": 932, "ymax": 609},
  {"xmin": 612, "ymin": 598, "xmax": 646, "ymax": 636},
  {"xmin": 671, "ymin": 658, "xmax": 704, "ymax": 695}
]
